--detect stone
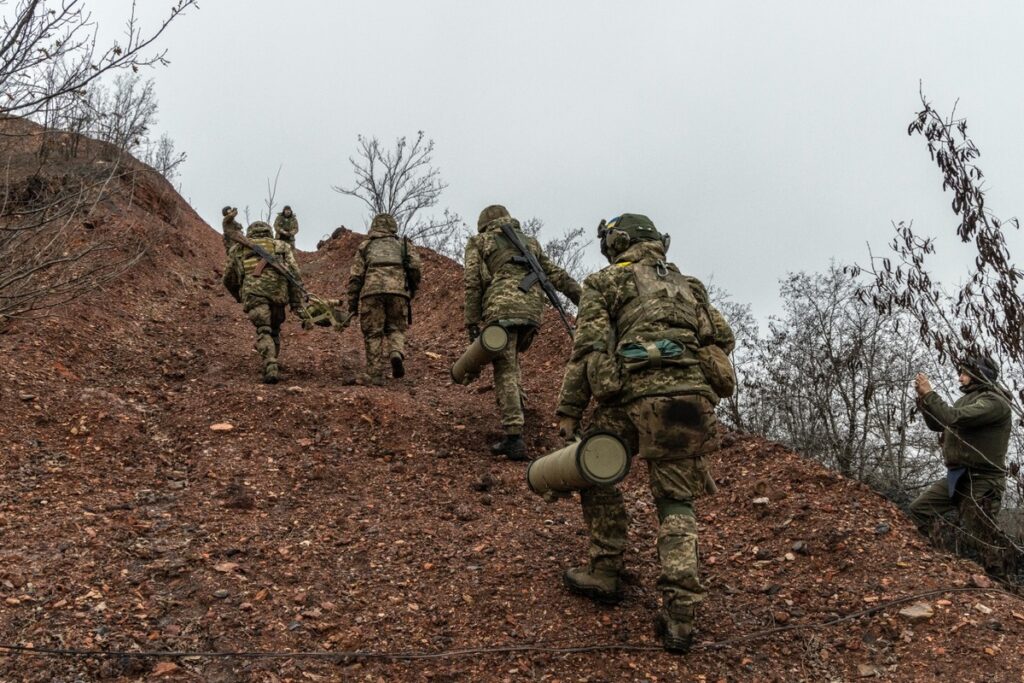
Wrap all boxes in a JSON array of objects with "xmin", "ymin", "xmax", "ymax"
[{"xmin": 898, "ymin": 602, "xmax": 934, "ymax": 622}]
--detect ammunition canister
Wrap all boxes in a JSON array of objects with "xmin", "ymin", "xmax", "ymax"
[
  {"xmin": 450, "ymin": 324, "xmax": 509, "ymax": 385},
  {"xmin": 526, "ymin": 431, "xmax": 630, "ymax": 495}
]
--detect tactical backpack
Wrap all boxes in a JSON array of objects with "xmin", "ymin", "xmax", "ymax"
[{"xmin": 615, "ymin": 261, "xmax": 736, "ymax": 398}]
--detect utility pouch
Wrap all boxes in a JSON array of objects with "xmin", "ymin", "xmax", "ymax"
[
  {"xmin": 618, "ymin": 339, "xmax": 696, "ymax": 372},
  {"xmin": 587, "ymin": 351, "xmax": 623, "ymax": 402},
  {"xmin": 697, "ymin": 344, "xmax": 736, "ymax": 398}
]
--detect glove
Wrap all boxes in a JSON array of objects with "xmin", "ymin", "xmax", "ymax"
[
  {"xmin": 557, "ymin": 415, "xmax": 579, "ymax": 441},
  {"xmin": 348, "ymin": 299, "xmax": 359, "ymax": 316},
  {"xmin": 467, "ymin": 324, "xmax": 480, "ymax": 343},
  {"xmin": 568, "ymin": 290, "xmax": 581, "ymax": 306}
]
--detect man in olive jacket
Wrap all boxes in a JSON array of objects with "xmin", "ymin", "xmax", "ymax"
[{"xmin": 909, "ymin": 353, "xmax": 1010, "ymax": 557}]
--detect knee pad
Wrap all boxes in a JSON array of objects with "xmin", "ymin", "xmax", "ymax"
[{"xmin": 656, "ymin": 498, "xmax": 694, "ymax": 523}]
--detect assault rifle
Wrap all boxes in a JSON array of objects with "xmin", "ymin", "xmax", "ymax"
[
  {"xmin": 401, "ymin": 235, "xmax": 413, "ymax": 325},
  {"xmin": 497, "ymin": 222, "xmax": 575, "ymax": 339},
  {"xmin": 229, "ymin": 233, "xmax": 352, "ymax": 331}
]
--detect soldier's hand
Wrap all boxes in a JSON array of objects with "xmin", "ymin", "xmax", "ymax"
[
  {"xmin": 467, "ymin": 324, "xmax": 480, "ymax": 343},
  {"xmin": 557, "ymin": 415, "xmax": 579, "ymax": 441},
  {"xmin": 914, "ymin": 372, "xmax": 932, "ymax": 398}
]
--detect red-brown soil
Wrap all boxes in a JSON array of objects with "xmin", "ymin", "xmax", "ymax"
[{"xmin": 2, "ymin": 122, "xmax": 1023, "ymax": 682}]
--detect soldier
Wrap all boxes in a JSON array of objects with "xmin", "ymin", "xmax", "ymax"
[
  {"xmin": 223, "ymin": 221, "xmax": 306, "ymax": 384},
  {"xmin": 347, "ymin": 213, "xmax": 421, "ymax": 386},
  {"xmin": 274, "ymin": 205, "xmax": 299, "ymax": 245},
  {"xmin": 464, "ymin": 204, "xmax": 581, "ymax": 461},
  {"xmin": 555, "ymin": 213, "xmax": 734, "ymax": 653},
  {"xmin": 221, "ymin": 206, "xmax": 243, "ymax": 255},
  {"xmin": 909, "ymin": 353, "xmax": 1011, "ymax": 565}
]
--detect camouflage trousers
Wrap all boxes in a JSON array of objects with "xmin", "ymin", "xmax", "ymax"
[
  {"xmin": 492, "ymin": 325, "xmax": 537, "ymax": 436},
  {"xmin": 244, "ymin": 298, "xmax": 286, "ymax": 374},
  {"xmin": 909, "ymin": 469, "xmax": 1005, "ymax": 560},
  {"xmin": 360, "ymin": 294, "xmax": 408, "ymax": 380},
  {"xmin": 580, "ymin": 394, "xmax": 719, "ymax": 615}
]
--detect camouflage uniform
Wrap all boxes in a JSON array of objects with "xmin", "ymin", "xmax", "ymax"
[
  {"xmin": 556, "ymin": 213, "xmax": 734, "ymax": 652},
  {"xmin": 274, "ymin": 206, "xmax": 299, "ymax": 245},
  {"xmin": 909, "ymin": 360, "xmax": 1010, "ymax": 564},
  {"xmin": 347, "ymin": 213, "xmax": 422, "ymax": 384},
  {"xmin": 223, "ymin": 221, "xmax": 305, "ymax": 383},
  {"xmin": 221, "ymin": 205, "xmax": 242, "ymax": 255},
  {"xmin": 464, "ymin": 204, "xmax": 581, "ymax": 458}
]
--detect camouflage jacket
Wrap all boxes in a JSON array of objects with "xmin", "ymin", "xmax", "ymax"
[
  {"xmin": 920, "ymin": 384, "xmax": 1011, "ymax": 475},
  {"xmin": 347, "ymin": 222, "xmax": 422, "ymax": 300},
  {"xmin": 463, "ymin": 217, "xmax": 582, "ymax": 328},
  {"xmin": 223, "ymin": 227, "xmax": 304, "ymax": 310},
  {"xmin": 556, "ymin": 241, "xmax": 734, "ymax": 418},
  {"xmin": 274, "ymin": 213, "xmax": 299, "ymax": 241},
  {"xmin": 222, "ymin": 216, "xmax": 244, "ymax": 252}
]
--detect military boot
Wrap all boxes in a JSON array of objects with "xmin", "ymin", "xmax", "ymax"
[
  {"xmin": 654, "ymin": 605, "xmax": 696, "ymax": 654},
  {"xmin": 263, "ymin": 362, "xmax": 280, "ymax": 385},
  {"xmin": 563, "ymin": 563, "xmax": 623, "ymax": 604},
  {"xmin": 490, "ymin": 434, "xmax": 527, "ymax": 461},
  {"xmin": 390, "ymin": 351, "xmax": 405, "ymax": 379}
]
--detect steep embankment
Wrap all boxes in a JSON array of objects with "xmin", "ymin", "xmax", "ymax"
[{"xmin": 1, "ymin": 123, "xmax": 1023, "ymax": 682}]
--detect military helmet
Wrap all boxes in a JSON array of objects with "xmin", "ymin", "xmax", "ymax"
[
  {"xmin": 478, "ymin": 204, "xmax": 510, "ymax": 229},
  {"xmin": 371, "ymin": 212, "xmax": 398, "ymax": 233},
  {"xmin": 222, "ymin": 205, "xmax": 234, "ymax": 217},
  {"xmin": 246, "ymin": 221, "xmax": 273, "ymax": 238},
  {"xmin": 960, "ymin": 351, "xmax": 1000, "ymax": 384},
  {"xmin": 283, "ymin": 205, "xmax": 293, "ymax": 215},
  {"xmin": 598, "ymin": 213, "xmax": 668, "ymax": 260}
]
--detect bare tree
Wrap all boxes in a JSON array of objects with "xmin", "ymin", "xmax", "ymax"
[
  {"xmin": 0, "ymin": 0, "xmax": 198, "ymax": 121},
  {"xmin": 743, "ymin": 266, "xmax": 946, "ymax": 499},
  {"xmin": 0, "ymin": 0, "xmax": 194, "ymax": 324},
  {"xmin": 87, "ymin": 73, "xmax": 158, "ymax": 155},
  {"xmin": 261, "ymin": 164, "xmax": 281, "ymax": 223},
  {"xmin": 332, "ymin": 131, "xmax": 462, "ymax": 244},
  {"xmin": 706, "ymin": 283, "xmax": 759, "ymax": 433},
  {"xmin": 140, "ymin": 132, "xmax": 185, "ymax": 183}
]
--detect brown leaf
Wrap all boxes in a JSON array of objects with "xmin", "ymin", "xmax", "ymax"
[{"xmin": 152, "ymin": 661, "xmax": 179, "ymax": 676}]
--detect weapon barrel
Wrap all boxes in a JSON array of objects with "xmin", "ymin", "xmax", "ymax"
[
  {"xmin": 526, "ymin": 431, "xmax": 630, "ymax": 495},
  {"xmin": 450, "ymin": 325, "xmax": 509, "ymax": 385}
]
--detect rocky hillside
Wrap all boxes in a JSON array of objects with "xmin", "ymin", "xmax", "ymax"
[{"xmin": 1, "ymin": 122, "xmax": 1023, "ymax": 682}]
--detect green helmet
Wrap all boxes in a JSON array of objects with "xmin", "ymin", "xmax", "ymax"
[
  {"xmin": 477, "ymin": 204, "xmax": 510, "ymax": 230},
  {"xmin": 597, "ymin": 213, "xmax": 667, "ymax": 261},
  {"xmin": 222, "ymin": 205, "xmax": 234, "ymax": 217},
  {"xmin": 371, "ymin": 212, "xmax": 398, "ymax": 233},
  {"xmin": 246, "ymin": 221, "xmax": 273, "ymax": 238}
]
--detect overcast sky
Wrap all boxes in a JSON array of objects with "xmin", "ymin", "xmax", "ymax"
[{"xmin": 89, "ymin": 1, "xmax": 1024, "ymax": 319}]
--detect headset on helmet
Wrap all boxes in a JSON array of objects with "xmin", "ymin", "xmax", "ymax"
[{"xmin": 597, "ymin": 213, "xmax": 670, "ymax": 261}]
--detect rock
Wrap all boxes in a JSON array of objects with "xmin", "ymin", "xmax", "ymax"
[
  {"xmin": 472, "ymin": 473, "xmax": 495, "ymax": 492},
  {"xmin": 213, "ymin": 590, "xmax": 230, "ymax": 600},
  {"xmin": 17, "ymin": 392, "xmax": 35, "ymax": 402},
  {"xmin": 792, "ymin": 541, "xmax": 809, "ymax": 555},
  {"xmin": 752, "ymin": 497, "xmax": 770, "ymax": 506},
  {"xmin": 286, "ymin": 385, "xmax": 303, "ymax": 394},
  {"xmin": 898, "ymin": 602, "xmax": 934, "ymax": 622},
  {"xmin": 773, "ymin": 610, "xmax": 790, "ymax": 624},
  {"xmin": 971, "ymin": 574, "xmax": 993, "ymax": 589},
  {"xmin": 210, "ymin": 422, "xmax": 234, "ymax": 432},
  {"xmin": 784, "ymin": 552, "xmax": 796, "ymax": 562},
  {"xmin": 479, "ymin": 494, "xmax": 493, "ymax": 506},
  {"xmin": 858, "ymin": 663, "xmax": 882, "ymax": 678},
  {"xmin": 874, "ymin": 523, "xmax": 891, "ymax": 535},
  {"xmin": 973, "ymin": 603, "xmax": 993, "ymax": 615}
]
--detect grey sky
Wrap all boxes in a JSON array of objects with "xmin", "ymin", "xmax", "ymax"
[{"xmin": 90, "ymin": 1, "xmax": 1024, "ymax": 319}]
